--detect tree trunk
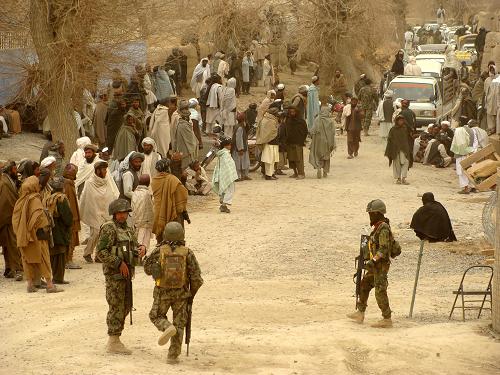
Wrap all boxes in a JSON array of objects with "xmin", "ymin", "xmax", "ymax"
[
  {"xmin": 29, "ymin": 1, "xmax": 81, "ymax": 158},
  {"xmin": 493, "ymin": 171, "xmax": 500, "ymax": 332}
]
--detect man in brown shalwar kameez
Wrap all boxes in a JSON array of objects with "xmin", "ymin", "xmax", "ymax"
[
  {"xmin": 63, "ymin": 163, "xmax": 82, "ymax": 269},
  {"xmin": 345, "ymin": 97, "xmax": 364, "ymax": 159},
  {"xmin": 0, "ymin": 161, "xmax": 23, "ymax": 280},
  {"xmin": 12, "ymin": 176, "xmax": 63, "ymax": 293}
]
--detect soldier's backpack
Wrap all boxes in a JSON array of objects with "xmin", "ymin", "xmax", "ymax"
[{"xmin": 156, "ymin": 244, "xmax": 189, "ymax": 289}]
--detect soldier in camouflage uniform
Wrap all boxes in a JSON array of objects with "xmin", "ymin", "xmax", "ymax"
[
  {"xmin": 347, "ymin": 199, "xmax": 393, "ymax": 328},
  {"xmin": 144, "ymin": 222, "xmax": 203, "ymax": 363},
  {"xmin": 358, "ymin": 78, "xmax": 379, "ymax": 136},
  {"xmin": 96, "ymin": 198, "xmax": 146, "ymax": 354}
]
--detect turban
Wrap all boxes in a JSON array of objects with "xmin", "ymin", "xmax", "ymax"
[
  {"xmin": 94, "ymin": 161, "xmax": 108, "ymax": 170},
  {"xmin": 189, "ymin": 98, "xmax": 199, "ymax": 107},
  {"xmin": 141, "ymin": 137, "xmax": 156, "ymax": 147},
  {"xmin": 40, "ymin": 156, "xmax": 56, "ymax": 168},
  {"xmin": 83, "ymin": 144, "xmax": 98, "ymax": 152},
  {"xmin": 277, "ymin": 83, "xmax": 285, "ymax": 90},
  {"xmin": 129, "ymin": 152, "xmax": 145, "ymax": 161}
]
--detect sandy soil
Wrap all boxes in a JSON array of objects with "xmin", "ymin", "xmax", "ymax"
[{"xmin": 1, "ymin": 68, "xmax": 500, "ymax": 375}]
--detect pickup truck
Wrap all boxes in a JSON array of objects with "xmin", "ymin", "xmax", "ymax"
[{"xmin": 387, "ymin": 75, "xmax": 455, "ymax": 130}]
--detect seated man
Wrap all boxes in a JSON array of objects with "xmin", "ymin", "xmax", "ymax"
[
  {"xmin": 410, "ymin": 192, "xmax": 456, "ymax": 242},
  {"xmin": 185, "ymin": 160, "xmax": 211, "ymax": 196},
  {"xmin": 423, "ymin": 138, "xmax": 452, "ymax": 167},
  {"xmin": 413, "ymin": 132, "xmax": 429, "ymax": 163}
]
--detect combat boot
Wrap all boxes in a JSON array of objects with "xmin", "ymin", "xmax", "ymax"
[
  {"xmin": 106, "ymin": 335, "xmax": 132, "ymax": 355},
  {"xmin": 158, "ymin": 325, "xmax": 177, "ymax": 346},
  {"xmin": 371, "ymin": 318, "xmax": 393, "ymax": 328},
  {"xmin": 346, "ymin": 311, "xmax": 365, "ymax": 323}
]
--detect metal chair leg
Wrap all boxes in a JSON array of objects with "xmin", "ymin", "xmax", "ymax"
[
  {"xmin": 449, "ymin": 290, "xmax": 460, "ymax": 320},
  {"xmin": 461, "ymin": 291, "xmax": 465, "ymax": 322}
]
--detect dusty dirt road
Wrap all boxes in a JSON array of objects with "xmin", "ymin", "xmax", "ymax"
[{"xmin": 1, "ymin": 70, "xmax": 500, "ymax": 375}]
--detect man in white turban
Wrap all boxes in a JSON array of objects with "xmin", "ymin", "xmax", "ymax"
[
  {"xmin": 190, "ymin": 58, "xmax": 210, "ymax": 98},
  {"xmin": 140, "ymin": 137, "xmax": 161, "ymax": 178}
]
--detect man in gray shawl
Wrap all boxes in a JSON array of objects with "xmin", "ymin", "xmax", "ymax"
[
  {"xmin": 173, "ymin": 100, "xmax": 198, "ymax": 170},
  {"xmin": 309, "ymin": 100, "xmax": 336, "ymax": 179}
]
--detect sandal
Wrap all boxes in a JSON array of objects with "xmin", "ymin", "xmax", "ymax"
[{"xmin": 46, "ymin": 286, "xmax": 64, "ymax": 293}]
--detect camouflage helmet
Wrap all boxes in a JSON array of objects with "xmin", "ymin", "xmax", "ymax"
[
  {"xmin": 108, "ymin": 198, "xmax": 132, "ymax": 216},
  {"xmin": 163, "ymin": 222, "xmax": 185, "ymax": 242},
  {"xmin": 366, "ymin": 199, "xmax": 386, "ymax": 215}
]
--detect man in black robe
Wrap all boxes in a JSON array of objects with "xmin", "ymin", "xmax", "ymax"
[{"xmin": 410, "ymin": 192, "xmax": 457, "ymax": 242}]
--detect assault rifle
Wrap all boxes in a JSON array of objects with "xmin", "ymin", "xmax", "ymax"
[
  {"xmin": 185, "ymin": 297, "xmax": 193, "ymax": 356},
  {"xmin": 126, "ymin": 270, "xmax": 134, "ymax": 325},
  {"xmin": 353, "ymin": 235, "xmax": 370, "ymax": 309}
]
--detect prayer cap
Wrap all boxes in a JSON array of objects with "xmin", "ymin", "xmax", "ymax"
[
  {"xmin": 40, "ymin": 156, "xmax": 56, "ymax": 168},
  {"xmin": 440, "ymin": 120, "xmax": 450, "ymax": 126},
  {"xmin": 311, "ymin": 76, "xmax": 319, "ymax": 83},
  {"xmin": 189, "ymin": 98, "xmax": 199, "ymax": 107},
  {"xmin": 277, "ymin": 83, "xmax": 285, "ymax": 90}
]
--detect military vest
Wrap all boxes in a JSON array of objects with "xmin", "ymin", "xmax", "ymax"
[
  {"xmin": 156, "ymin": 244, "xmax": 188, "ymax": 289},
  {"xmin": 107, "ymin": 221, "xmax": 139, "ymax": 267}
]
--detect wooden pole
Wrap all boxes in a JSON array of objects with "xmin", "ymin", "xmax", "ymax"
[
  {"xmin": 409, "ymin": 240, "xmax": 425, "ymax": 318},
  {"xmin": 492, "ymin": 170, "xmax": 500, "ymax": 332}
]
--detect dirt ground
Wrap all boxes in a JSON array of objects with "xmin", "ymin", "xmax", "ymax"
[{"xmin": 1, "ymin": 68, "xmax": 500, "ymax": 375}]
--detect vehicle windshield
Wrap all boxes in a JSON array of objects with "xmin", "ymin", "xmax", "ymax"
[
  {"xmin": 416, "ymin": 56, "xmax": 445, "ymax": 63},
  {"xmin": 388, "ymin": 82, "xmax": 435, "ymax": 102}
]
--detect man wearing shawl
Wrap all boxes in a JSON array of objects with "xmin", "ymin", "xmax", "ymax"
[
  {"xmin": 140, "ymin": 137, "xmax": 161, "ymax": 178},
  {"xmin": 217, "ymin": 54, "xmax": 230, "ymax": 85},
  {"xmin": 206, "ymin": 74, "xmax": 223, "ymax": 134},
  {"xmin": 80, "ymin": 161, "xmax": 119, "ymax": 263},
  {"xmin": 188, "ymin": 98, "xmax": 204, "ymax": 148},
  {"xmin": 151, "ymin": 159, "xmax": 188, "ymax": 241},
  {"xmin": 63, "ymin": 163, "xmax": 82, "ymax": 269},
  {"xmin": 291, "ymin": 86, "xmax": 308, "ymax": 121},
  {"xmin": 120, "ymin": 152, "xmax": 144, "ymax": 202},
  {"xmin": 451, "ymin": 116, "xmax": 474, "ymax": 194},
  {"xmin": 105, "ymin": 97, "xmax": 128, "ymax": 152},
  {"xmin": 131, "ymin": 175, "xmax": 154, "ymax": 248},
  {"xmin": 127, "ymin": 97, "xmax": 146, "ymax": 138},
  {"xmin": 93, "ymin": 93, "xmax": 108, "ymax": 147},
  {"xmin": 190, "ymin": 58, "xmax": 210, "ymax": 98},
  {"xmin": 285, "ymin": 105, "xmax": 308, "ymax": 179},
  {"xmin": 0, "ymin": 161, "xmax": 23, "ymax": 280},
  {"xmin": 173, "ymin": 101, "xmax": 198, "ymax": 170},
  {"xmin": 345, "ymin": 97, "xmax": 364, "ymax": 159},
  {"xmin": 70, "ymin": 136, "xmax": 92, "ymax": 169},
  {"xmin": 12, "ymin": 176, "xmax": 63, "ymax": 293},
  {"xmin": 256, "ymin": 105, "xmax": 280, "ymax": 180},
  {"xmin": 242, "ymin": 51, "xmax": 254, "ymax": 95},
  {"xmin": 113, "ymin": 114, "xmax": 139, "ymax": 162},
  {"xmin": 411, "ymin": 192, "xmax": 457, "ymax": 242},
  {"xmin": 307, "ymin": 77, "xmax": 320, "ymax": 132},
  {"xmin": 263, "ymin": 54, "xmax": 275, "ymax": 90},
  {"xmin": 309, "ymin": 102, "xmax": 336, "ymax": 179},
  {"xmin": 232, "ymin": 113, "xmax": 251, "ymax": 181},
  {"xmin": 75, "ymin": 144, "xmax": 117, "ymax": 196},
  {"xmin": 257, "ymin": 90, "xmax": 276, "ymax": 123},
  {"xmin": 385, "ymin": 115, "xmax": 413, "ymax": 185},
  {"xmin": 212, "ymin": 138, "xmax": 238, "ymax": 213},
  {"xmin": 149, "ymin": 97, "xmax": 171, "ymax": 157},
  {"xmin": 154, "ymin": 66, "xmax": 175, "ymax": 101},
  {"xmin": 220, "ymin": 78, "xmax": 237, "ymax": 137},
  {"xmin": 45, "ymin": 177, "xmax": 73, "ymax": 284}
]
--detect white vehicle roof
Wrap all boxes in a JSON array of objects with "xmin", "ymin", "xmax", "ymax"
[
  {"xmin": 390, "ymin": 76, "xmax": 437, "ymax": 84},
  {"xmin": 416, "ymin": 60, "xmax": 443, "ymax": 76},
  {"xmin": 415, "ymin": 53, "xmax": 446, "ymax": 63}
]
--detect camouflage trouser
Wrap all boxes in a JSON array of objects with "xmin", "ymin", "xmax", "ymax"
[
  {"xmin": 105, "ymin": 276, "xmax": 129, "ymax": 336},
  {"xmin": 149, "ymin": 287, "xmax": 188, "ymax": 358},
  {"xmin": 362, "ymin": 109, "xmax": 373, "ymax": 131},
  {"xmin": 358, "ymin": 262, "xmax": 391, "ymax": 318}
]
